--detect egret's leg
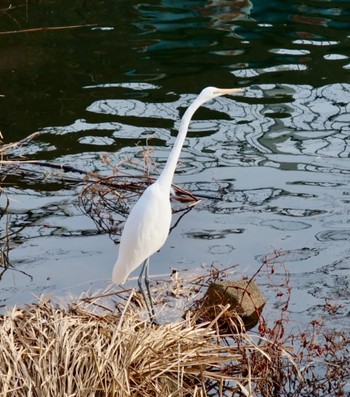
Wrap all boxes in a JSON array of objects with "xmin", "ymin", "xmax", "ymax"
[
  {"xmin": 137, "ymin": 259, "xmax": 149, "ymax": 311},
  {"xmin": 138, "ymin": 258, "xmax": 155, "ymax": 320},
  {"xmin": 144, "ymin": 258, "xmax": 155, "ymax": 318}
]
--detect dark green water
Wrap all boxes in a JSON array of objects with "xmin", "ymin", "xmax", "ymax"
[{"xmin": 0, "ymin": 0, "xmax": 350, "ymax": 332}]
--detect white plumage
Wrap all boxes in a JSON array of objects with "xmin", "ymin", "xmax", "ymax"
[{"xmin": 112, "ymin": 181, "xmax": 171, "ymax": 284}]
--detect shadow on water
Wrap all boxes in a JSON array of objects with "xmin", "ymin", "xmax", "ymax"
[{"xmin": 0, "ymin": 0, "xmax": 349, "ymax": 334}]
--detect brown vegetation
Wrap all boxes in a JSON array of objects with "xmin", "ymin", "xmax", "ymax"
[
  {"xmin": 0, "ymin": 290, "xmax": 243, "ymax": 396},
  {"xmin": 0, "ymin": 266, "xmax": 348, "ymax": 397}
]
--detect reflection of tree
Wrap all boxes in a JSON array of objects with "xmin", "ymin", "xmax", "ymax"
[
  {"xmin": 83, "ymin": 83, "xmax": 350, "ymax": 172},
  {"xmin": 202, "ymin": 0, "xmax": 253, "ymax": 30},
  {"xmin": 200, "ymin": 83, "xmax": 350, "ymax": 164},
  {"xmin": 269, "ymin": 84, "xmax": 350, "ymax": 159},
  {"xmin": 0, "ymin": 196, "xmax": 33, "ymax": 282}
]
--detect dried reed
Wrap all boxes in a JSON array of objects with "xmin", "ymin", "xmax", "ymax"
[
  {"xmin": 0, "ymin": 289, "xmax": 249, "ymax": 397},
  {"xmin": 0, "ymin": 266, "xmax": 349, "ymax": 397}
]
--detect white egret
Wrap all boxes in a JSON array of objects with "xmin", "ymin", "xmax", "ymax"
[{"xmin": 112, "ymin": 86, "xmax": 243, "ymax": 318}]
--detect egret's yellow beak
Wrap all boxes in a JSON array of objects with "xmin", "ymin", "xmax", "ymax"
[{"xmin": 216, "ymin": 88, "xmax": 245, "ymax": 95}]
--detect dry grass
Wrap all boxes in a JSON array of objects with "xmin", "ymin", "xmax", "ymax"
[
  {"xmin": 0, "ymin": 268, "xmax": 349, "ymax": 397},
  {"xmin": 0, "ymin": 289, "xmax": 250, "ymax": 397}
]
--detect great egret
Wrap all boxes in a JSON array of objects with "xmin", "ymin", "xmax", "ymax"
[{"xmin": 112, "ymin": 86, "xmax": 243, "ymax": 318}]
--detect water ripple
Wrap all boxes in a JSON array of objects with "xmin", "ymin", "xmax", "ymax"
[
  {"xmin": 256, "ymin": 247, "xmax": 319, "ymax": 263},
  {"xmin": 316, "ymin": 230, "xmax": 350, "ymax": 242},
  {"xmin": 261, "ymin": 219, "xmax": 311, "ymax": 231}
]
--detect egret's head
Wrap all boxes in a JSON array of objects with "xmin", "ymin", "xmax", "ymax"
[
  {"xmin": 199, "ymin": 86, "xmax": 244, "ymax": 102},
  {"xmin": 195, "ymin": 87, "xmax": 244, "ymax": 108}
]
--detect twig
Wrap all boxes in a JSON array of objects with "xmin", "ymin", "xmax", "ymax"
[
  {"xmin": 0, "ymin": 160, "xmax": 90, "ymax": 175},
  {"xmin": 0, "ymin": 131, "xmax": 42, "ymax": 153},
  {"xmin": 0, "ymin": 23, "xmax": 97, "ymax": 36}
]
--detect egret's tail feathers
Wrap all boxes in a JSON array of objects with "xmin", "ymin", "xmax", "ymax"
[{"xmin": 112, "ymin": 263, "xmax": 128, "ymax": 285}]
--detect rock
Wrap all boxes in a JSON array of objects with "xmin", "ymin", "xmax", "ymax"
[{"xmin": 202, "ymin": 279, "xmax": 266, "ymax": 331}]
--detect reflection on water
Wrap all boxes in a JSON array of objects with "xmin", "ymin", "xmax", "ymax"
[{"xmin": 0, "ymin": 0, "xmax": 349, "ymax": 330}]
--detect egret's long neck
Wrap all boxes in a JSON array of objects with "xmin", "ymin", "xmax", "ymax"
[{"xmin": 157, "ymin": 98, "xmax": 204, "ymax": 190}]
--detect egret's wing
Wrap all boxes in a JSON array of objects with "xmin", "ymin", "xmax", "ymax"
[{"xmin": 112, "ymin": 183, "xmax": 172, "ymax": 284}]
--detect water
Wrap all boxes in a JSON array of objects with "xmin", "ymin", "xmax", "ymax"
[{"xmin": 0, "ymin": 0, "xmax": 349, "ymax": 330}]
